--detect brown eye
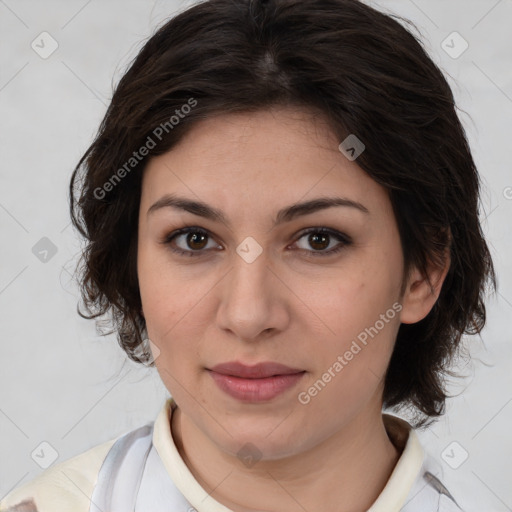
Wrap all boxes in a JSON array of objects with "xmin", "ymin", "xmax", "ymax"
[
  {"xmin": 186, "ymin": 231, "xmax": 209, "ymax": 250},
  {"xmin": 293, "ymin": 228, "xmax": 351, "ymax": 256},
  {"xmin": 161, "ymin": 226, "xmax": 351, "ymax": 258},
  {"xmin": 308, "ymin": 232, "xmax": 330, "ymax": 251},
  {"xmin": 162, "ymin": 227, "xmax": 221, "ymax": 257}
]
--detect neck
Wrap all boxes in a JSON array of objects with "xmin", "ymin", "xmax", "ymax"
[{"xmin": 171, "ymin": 402, "xmax": 401, "ymax": 512}]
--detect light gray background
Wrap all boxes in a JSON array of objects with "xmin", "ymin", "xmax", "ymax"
[{"xmin": 0, "ymin": 0, "xmax": 511, "ymax": 510}]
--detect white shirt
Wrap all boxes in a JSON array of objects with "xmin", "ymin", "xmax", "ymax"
[{"xmin": 0, "ymin": 398, "xmax": 464, "ymax": 512}]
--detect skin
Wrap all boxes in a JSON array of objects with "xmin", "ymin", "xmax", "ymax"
[{"xmin": 137, "ymin": 107, "xmax": 450, "ymax": 512}]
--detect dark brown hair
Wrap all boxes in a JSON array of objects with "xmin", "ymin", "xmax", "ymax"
[{"xmin": 69, "ymin": 0, "xmax": 497, "ymax": 427}]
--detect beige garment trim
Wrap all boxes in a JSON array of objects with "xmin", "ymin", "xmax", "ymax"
[
  {"xmin": 0, "ymin": 438, "xmax": 117, "ymax": 512},
  {"xmin": 367, "ymin": 414, "xmax": 425, "ymax": 511},
  {"xmin": 152, "ymin": 398, "xmax": 425, "ymax": 512},
  {"xmin": 152, "ymin": 398, "xmax": 235, "ymax": 512}
]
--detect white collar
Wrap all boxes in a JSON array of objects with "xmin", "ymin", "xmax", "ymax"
[{"xmin": 152, "ymin": 398, "xmax": 425, "ymax": 512}]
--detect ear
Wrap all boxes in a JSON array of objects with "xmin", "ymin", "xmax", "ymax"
[{"xmin": 399, "ymin": 234, "xmax": 451, "ymax": 325}]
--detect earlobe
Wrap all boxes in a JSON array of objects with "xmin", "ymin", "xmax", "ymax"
[{"xmin": 399, "ymin": 245, "xmax": 451, "ymax": 325}]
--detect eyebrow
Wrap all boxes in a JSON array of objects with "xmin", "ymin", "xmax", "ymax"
[{"xmin": 147, "ymin": 193, "xmax": 369, "ymax": 227}]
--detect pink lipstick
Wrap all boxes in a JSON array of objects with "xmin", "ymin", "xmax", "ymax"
[{"xmin": 208, "ymin": 361, "xmax": 305, "ymax": 402}]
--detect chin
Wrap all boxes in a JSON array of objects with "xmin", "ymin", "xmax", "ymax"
[{"xmin": 213, "ymin": 418, "xmax": 304, "ymax": 460}]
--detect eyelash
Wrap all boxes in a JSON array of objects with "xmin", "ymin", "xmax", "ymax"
[{"xmin": 160, "ymin": 226, "xmax": 352, "ymax": 258}]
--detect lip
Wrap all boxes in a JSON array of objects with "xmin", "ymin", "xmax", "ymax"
[
  {"xmin": 210, "ymin": 361, "xmax": 304, "ymax": 378},
  {"xmin": 207, "ymin": 361, "xmax": 306, "ymax": 402}
]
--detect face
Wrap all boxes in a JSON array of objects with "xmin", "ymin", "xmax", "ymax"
[{"xmin": 137, "ymin": 107, "xmax": 412, "ymax": 460}]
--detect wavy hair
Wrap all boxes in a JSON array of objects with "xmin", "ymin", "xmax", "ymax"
[{"xmin": 69, "ymin": 0, "xmax": 497, "ymax": 427}]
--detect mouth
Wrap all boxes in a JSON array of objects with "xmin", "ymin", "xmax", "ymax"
[{"xmin": 207, "ymin": 361, "xmax": 306, "ymax": 402}]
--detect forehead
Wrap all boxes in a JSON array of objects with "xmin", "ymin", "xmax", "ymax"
[
  {"xmin": 160, "ymin": 107, "xmax": 340, "ymax": 169},
  {"xmin": 140, "ymin": 108, "xmax": 389, "ymax": 221}
]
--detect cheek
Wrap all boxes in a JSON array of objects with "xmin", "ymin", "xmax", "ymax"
[
  {"xmin": 301, "ymin": 322, "xmax": 397, "ymax": 425},
  {"xmin": 298, "ymin": 271, "xmax": 400, "ymax": 402},
  {"xmin": 138, "ymin": 245, "xmax": 193, "ymax": 329},
  {"xmin": 307, "ymin": 267, "xmax": 395, "ymax": 339},
  {"xmin": 138, "ymin": 253, "xmax": 209, "ymax": 377},
  {"xmin": 340, "ymin": 277, "xmax": 400, "ymax": 373}
]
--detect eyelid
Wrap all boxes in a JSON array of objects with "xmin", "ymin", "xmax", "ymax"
[
  {"xmin": 291, "ymin": 227, "xmax": 352, "ymax": 256},
  {"xmin": 160, "ymin": 225, "xmax": 352, "ymax": 257},
  {"xmin": 160, "ymin": 226, "xmax": 221, "ymax": 252}
]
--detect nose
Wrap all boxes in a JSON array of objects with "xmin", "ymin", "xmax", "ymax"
[{"xmin": 215, "ymin": 248, "xmax": 290, "ymax": 342}]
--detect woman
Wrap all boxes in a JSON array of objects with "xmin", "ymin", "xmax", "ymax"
[{"xmin": 1, "ymin": 0, "xmax": 496, "ymax": 511}]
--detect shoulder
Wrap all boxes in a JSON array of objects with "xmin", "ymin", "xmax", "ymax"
[{"xmin": 0, "ymin": 437, "xmax": 117, "ymax": 512}]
